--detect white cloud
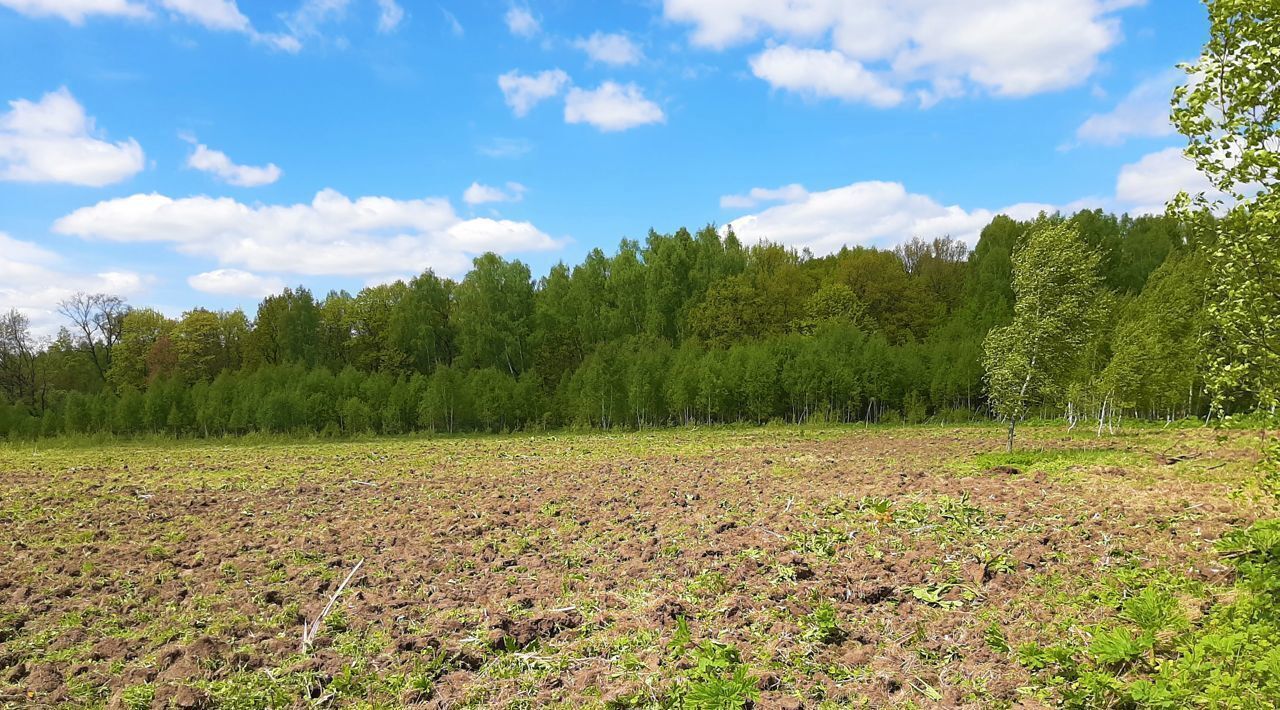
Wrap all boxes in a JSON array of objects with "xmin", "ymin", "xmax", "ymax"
[
  {"xmin": 2, "ymin": 0, "xmax": 302, "ymax": 51},
  {"xmin": 1074, "ymin": 71, "xmax": 1178, "ymax": 146},
  {"xmin": 504, "ymin": 4, "xmax": 537, "ymax": 38},
  {"xmin": 1114, "ymin": 146, "xmax": 1221, "ymax": 215},
  {"xmin": 664, "ymin": 0, "xmax": 1142, "ymax": 105},
  {"xmin": 0, "ymin": 0, "xmax": 149, "ymax": 23},
  {"xmin": 162, "ymin": 0, "xmax": 299, "ymax": 50},
  {"xmin": 183, "ymin": 137, "xmax": 282, "ymax": 187},
  {"xmin": 725, "ymin": 180, "xmax": 1010, "ymax": 253},
  {"xmin": 441, "ymin": 7, "xmax": 462, "ymax": 36},
  {"xmin": 0, "ymin": 87, "xmax": 145, "ymax": 186},
  {"xmin": 0, "ymin": 232, "xmax": 147, "ymax": 335},
  {"xmin": 188, "ymin": 268, "xmax": 285, "ymax": 297},
  {"xmin": 464, "ymin": 181, "xmax": 526, "ymax": 205},
  {"xmin": 720, "ymin": 183, "xmax": 808, "ymax": 209},
  {"xmin": 52, "ymin": 188, "xmax": 563, "ymax": 279},
  {"xmin": 564, "ymin": 82, "xmax": 665, "ymax": 132},
  {"xmin": 159, "ymin": 0, "xmax": 247, "ymax": 31},
  {"xmin": 375, "ymin": 0, "xmax": 402, "ymax": 32},
  {"xmin": 721, "ymin": 146, "xmax": 1223, "ymax": 255},
  {"xmin": 573, "ymin": 32, "xmax": 643, "ymax": 66},
  {"xmin": 498, "ymin": 69, "xmax": 569, "ymax": 117},
  {"xmin": 749, "ymin": 46, "xmax": 904, "ymax": 107}
]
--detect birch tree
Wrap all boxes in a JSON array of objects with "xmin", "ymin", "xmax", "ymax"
[
  {"xmin": 983, "ymin": 222, "xmax": 1102, "ymax": 451},
  {"xmin": 1173, "ymin": 0, "xmax": 1280, "ymax": 412}
]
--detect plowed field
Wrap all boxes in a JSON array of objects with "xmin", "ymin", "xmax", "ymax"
[{"xmin": 0, "ymin": 425, "xmax": 1267, "ymax": 708}]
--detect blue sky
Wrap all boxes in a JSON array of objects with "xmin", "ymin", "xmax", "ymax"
[{"xmin": 0, "ymin": 0, "xmax": 1215, "ymax": 332}]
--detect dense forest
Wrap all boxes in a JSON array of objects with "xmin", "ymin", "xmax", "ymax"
[{"xmin": 0, "ymin": 208, "xmax": 1219, "ymax": 440}]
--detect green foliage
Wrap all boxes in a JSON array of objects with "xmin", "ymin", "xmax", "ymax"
[
  {"xmin": 801, "ymin": 600, "xmax": 846, "ymax": 644},
  {"xmin": 983, "ymin": 221, "xmax": 1103, "ymax": 449},
  {"xmin": 119, "ymin": 683, "xmax": 155, "ymax": 710},
  {"xmin": 680, "ymin": 642, "xmax": 759, "ymax": 710},
  {"xmin": 1121, "ymin": 588, "xmax": 1186, "ymax": 634},
  {"xmin": 1087, "ymin": 626, "xmax": 1152, "ymax": 667},
  {"xmin": 1172, "ymin": 0, "xmax": 1280, "ymax": 198},
  {"xmin": 664, "ymin": 619, "xmax": 759, "ymax": 709},
  {"xmin": 1172, "ymin": 1, "xmax": 1280, "ymax": 413},
  {"xmin": 0, "ymin": 207, "xmax": 1232, "ymax": 442},
  {"xmin": 683, "ymin": 665, "xmax": 757, "ymax": 710},
  {"xmin": 1024, "ymin": 509, "xmax": 1280, "ymax": 707},
  {"xmin": 1199, "ymin": 195, "xmax": 1280, "ymax": 412},
  {"xmin": 1101, "ymin": 251, "xmax": 1209, "ymax": 416},
  {"xmin": 910, "ymin": 582, "xmax": 962, "ymax": 610}
]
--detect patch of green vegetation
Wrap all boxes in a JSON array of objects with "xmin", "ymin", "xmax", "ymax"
[
  {"xmin": 1021, "ymin": 516, "xmax": 1280, "ymax": 707},
  {"xmin": 800, "ymin": 600, "xmax": 845, "ymax": 645},
  {"xmin": 119, "ymin": 683, "xmax": 155, "ymax": 710},
  {"xmin": 961, "ymin": 448, "xmax": 1143, "ymax": 476},
  {"xmin": 667, "ymin": 619, "xmax": 759, "ymax": 710}
]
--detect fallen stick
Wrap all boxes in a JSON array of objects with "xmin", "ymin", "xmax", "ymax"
[{"xmin": 301, "ymin": 558, "xmax": 365, "ymax": 653}]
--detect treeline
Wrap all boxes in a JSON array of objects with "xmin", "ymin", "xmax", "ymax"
[{"xmin": 0, "ymin": 210, "xmax": 1214, "ymax": 439}]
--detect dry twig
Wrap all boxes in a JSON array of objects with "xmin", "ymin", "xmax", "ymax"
[{"xmin": 301, "ymin": 558, "xmax": 365, "ymax": 653}]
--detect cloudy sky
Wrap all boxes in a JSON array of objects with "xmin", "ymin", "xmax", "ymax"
[{"xmin": 1, "ymin": 0, "xmax": 1213, "ymax": 331}]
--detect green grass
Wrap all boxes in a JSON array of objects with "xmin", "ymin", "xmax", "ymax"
[{"xmin": 961, "ymin": 447, "xmax": 1144, "ymax": 476}]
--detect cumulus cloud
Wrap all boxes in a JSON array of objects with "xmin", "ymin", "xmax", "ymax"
[
  {"xmin": 721, "ymin": 148, "xmax": 1226, "ymax": 256},
  {"xmin": 1114, "ymin": 146, "xmax": 1222, "ymax": 215},
  {"xmin": 159, "ymin": 0, "xmax": 249, "ymax": 31},
  {"xmin": 504, "ymin": 4, "xmax": 537, "ymax": 38},
  {"xmin": 182, "ymin": 136, "xmax": 282, "ymax": 187},
  {"xmin": 0, "ymin": 232, "xmax": 147, "ymax": 335},
  {"xmin": 724, "ymin": 181, "xmax": 1017, "ymax": 253},
  {"xmin": 187, "ymin": 268, "xmax": 285, "ymax": 297},
  {"xmin": 157, "ymin": 0, "xmax": 301, "ymax": 50},
  {"xmin": 1074, "ymin": 71, "xmax": 1179, "ymax": 146},
  {"xmin": 2, "ymin": 0, "xmax": 301, "ymax": 51},
  {"xmin": 0, "ymin": 0, "xmax": 149, "ymax": 23},
  {"xmin": 564, "ymin": 82, "xmax": 665, "ymax": 132},
  {"xmin": 749, "ymin": 46, "xmax": 903, "ymax": 107},
  {"xmin": 664, "ymin": 0, "xmax": 1142, "ymax": 105},
  {"xmin": 464, "ymin": 181, "xmax": 526, "ymax": 205},
  {"xmin": 52, "ymin": 188, "xmax": 564, "ymax": 279},
  {"xmin": 573, "ymin": 32, "xmax": 643, "ymax": 66},
  {"xmin": 720, "ymin": 183, "xmax": 808, "ymax": 209},
  {"xmin": 498, "ymin": 69, "xmax": 570, "ymax": 117},
  {"xmin": 0, "ymin": 87, "xmax": 145, "ymax": 186}
]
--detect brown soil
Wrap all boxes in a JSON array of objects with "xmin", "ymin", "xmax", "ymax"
[{"xmin": 0, "ymin": 425, "xmax": 1267, "ymax": 707}]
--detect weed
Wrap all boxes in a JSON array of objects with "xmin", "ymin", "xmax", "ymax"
[
  {"xmin": 801, "ymin": 600, "xmax": 846, "ymax": 645},
  {"xmin": 681, "ymin": 642, "xmax": 759, "ymax": 710},
  {"xmin": 792, "ymin": 527, "xmax": 850, "ymax": 558},
  {"xmin": 910, "ymin": 582, "xmax": 963, "ymax": 609},
  {"xmin": 983, "ymin": 623, "xmax": 1010, "ymax": 654}
]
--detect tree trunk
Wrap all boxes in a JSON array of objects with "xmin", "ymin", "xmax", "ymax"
[{"xmin": 1007, "ymin": 418, "xmax": 1016, "ymax": 452}]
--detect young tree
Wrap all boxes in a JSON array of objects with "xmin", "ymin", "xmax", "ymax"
[{"xmin": 983, "ymin": 222, "xmax": 1103, "ymax": 450}]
